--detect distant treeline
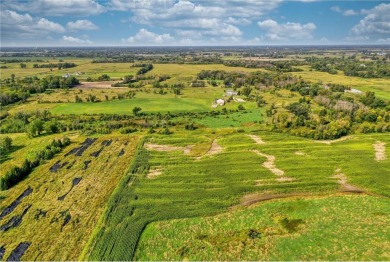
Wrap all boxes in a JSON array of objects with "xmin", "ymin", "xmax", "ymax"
[{"xmin": 32, "ymin": 62, "xmax": 77, "ymax": 69}]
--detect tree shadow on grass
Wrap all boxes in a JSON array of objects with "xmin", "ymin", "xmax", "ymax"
[{"xmin": 0, "ymin": 145, "xmax": 25, "ymax": 165}]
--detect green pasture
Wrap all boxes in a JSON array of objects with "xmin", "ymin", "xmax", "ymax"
[{"xmin": 136, "ymin": 195, "xmax": 389, "ymax": 261}]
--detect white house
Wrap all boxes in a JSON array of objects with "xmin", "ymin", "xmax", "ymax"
[{"xmin": 226, "ymin": 90, "xmax": 237, "ymax": 96}]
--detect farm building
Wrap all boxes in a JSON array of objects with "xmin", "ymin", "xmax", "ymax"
[{"xmin": 226, "ymin": 90, "xmax": 237, "ymax": 96}]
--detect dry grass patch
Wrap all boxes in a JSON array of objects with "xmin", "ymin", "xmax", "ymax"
[
  {"xmin": 373, "ymin": 141, "xmax": 387, "ymax": 161},
  {"xmin": 247, "ymin": 134, "xmax": 265, "ymax": 144},
  {"xmin": 315, "ymin": 136, "xmax": 352, "ymax": 145}
]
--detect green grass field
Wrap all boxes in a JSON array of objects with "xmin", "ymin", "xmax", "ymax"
[
  {"xmin": 136, "ymin": 195, "xmax": 389, "ymax": 261},
  {"xmin": 82, "ymin": 130, "xmax": 390, "ymax": 260}
]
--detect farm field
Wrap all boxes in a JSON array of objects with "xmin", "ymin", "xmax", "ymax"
[
  {"xmin": 0, "ymin": 133, "xmax": 141, "ymax": 260},
  {"xmin": 1, "ymin": 46, "xmax": 389, "ymax": 261},
  {"xmin": 82, "ymin": 130, "xmax": 390, "ymax": 260},
  {"xmin": 136, "ymin": 195, "xmax": 389, "ymax": 261}
]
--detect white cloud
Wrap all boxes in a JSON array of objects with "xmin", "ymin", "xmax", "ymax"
[
  {"xmin": 226, "ymin": 17, "xmax": 251, "ymax": 26},
  {"xmin": 343, "ymin": 10, "xmax": 359, "ymax": 16},
  {"xmin": 67, "ymin": 20, "xmax": 99, "ymax": 30},
  {"xmin": 330, "ymin": 6, "xmax": 342, "ymax": 13},
  {"xmin": 257, "ymin": 19, "xmax": 316, "ymax": 41},
  {"xmin": 1, "ymin": 10, "xmax": 65, "ymax": 38},
  {"xmin": 377, "ymin": 38, "xmax": 390, "ymax": 43},
  {"xmin": 62, "ymin": 35, "xmax": 93, "ymax": 44},
  {"xmin": 6, "ymin": 0, "xmax": 105, "ymax": 16},
  {"xmin": 351, "ymin": 3, "xmax": 390, "ymax": 37},
  {"xmin": 122, "ymin": 29, "xmax": 174, "ymax": 45}
]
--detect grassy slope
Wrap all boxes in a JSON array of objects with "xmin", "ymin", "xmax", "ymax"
[
  {"xmin": 0, "ymin": 134, "xmax": 141, "ymax": 260},
  {"xmin": 136, "ymin": 195, "xmax": 389, "ymax": 261},
  {"xmin": 83, "ymin": 130, "xmax": 389, "ymax": 260}
]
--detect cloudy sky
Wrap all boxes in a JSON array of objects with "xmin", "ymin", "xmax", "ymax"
[{"xmin": 1, "ymin": 0, "xmax": 389, "ymax": 46}]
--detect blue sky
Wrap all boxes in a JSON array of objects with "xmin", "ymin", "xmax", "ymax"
[{"xmin": 1, "ymin": 0, "xmax": 389, "ymax": 46}]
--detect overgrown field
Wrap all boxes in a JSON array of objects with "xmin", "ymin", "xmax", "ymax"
[
  {"xmin": 82, "ymin": 130, "xmax": 389, "ymax": 260},
  {"xmin": 136, "ymin": 195, "xmax": 389, "ymax": 261},
  {"xmin": 0, "ymin": 133, "xmax": 141, "ymax": 260}
]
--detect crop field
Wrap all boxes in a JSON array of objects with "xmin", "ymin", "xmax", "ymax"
[
  {"xmin": 81, "ymin": 130, "xmax": 389, "ymax": 260},
  {"xmin": 136, "ymin": 195, "xmax": 389, "ymax": 261},
  {"xmin": 0, "ymin": 133, "xmax": 141, "ymax": 260}
]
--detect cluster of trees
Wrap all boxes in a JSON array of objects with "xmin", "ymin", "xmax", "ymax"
[
  {"xmin": 0, "ymin": 137, "xmax": 71, "ymax": 190},
  {"xmin": 135, "ymin": 64, "xmax": 154, "ymax": 75},
  {"xmin": 223, "ymin": 60, "xmax": 304, "ymax": 72},
  {"xmin": 32, "ymin": 62, "xmax": 77, "ymax": 69},
  {"xmin": 1, "ymin": 75, "xmax": 80, "ymax": 106},
  {"xmin": 306, "ymin": 57, "xmax": 390, "ymax": 78}
]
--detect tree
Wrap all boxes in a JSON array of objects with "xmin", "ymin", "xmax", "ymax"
[
  {"xmin": 0, "ymin": 136, "xmax": 13, "ymax": 152},
  {"xmin": 241, "ymin": 86, "xmax": 252, "ymax": 97},
  {"xmin": 28, "ymin": 119, "xmax": 44, "ymax": 137},
  {"xmin": 44, "ymin": 121, "xmax": 59, "ymax": 134},
  {"xmin": 20, "ymin": 63, "xmax": 27, "ymax": 69},
  {"xmin": 132, "ymin": 107, "xmax": 142, "ymax": 116}
]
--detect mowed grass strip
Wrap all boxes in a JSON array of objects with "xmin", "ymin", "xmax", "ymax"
[{"xmin": 135, "ymin": 195, "xmax": 390, "ymax": 261}]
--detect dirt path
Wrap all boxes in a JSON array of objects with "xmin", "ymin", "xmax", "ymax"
[
  {"xmin": 238, "ymin": 192, "xmax": 308, "ymax": 207},
  {"xmin": 315, "ymin": 136, "xmax": 352, "ymax": 145},
  {"xmin": 252, "ymin": 150, "xmax": 293, "ymax": 181},
  {"xmin": 373, "ymin": 141, "xmax": 387, "ymax": 161},
  {"xmin": 333, "ymin": 168, "xmax": 364, "ymax": 193},
  {"xmin": 247, "ymin": 134, "xmax": 265, "ymax": 144},
  {"xmin": 196, "ymin": 140, "xmax": 223, "ymax": 160},
  {"xmin": 77, "ymin": 81, "xmax": 122, "ymax": 89}
]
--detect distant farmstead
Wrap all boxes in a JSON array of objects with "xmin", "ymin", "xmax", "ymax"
[{"xmin": 226, "ymin": 90, "xmax": 237, "ymax": 96}]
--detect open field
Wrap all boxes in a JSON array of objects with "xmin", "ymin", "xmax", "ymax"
[
  {"xmin": 0, "ymin": 134, "xmax": 141, "ymax": 260},
  {"xmin": 293, "ymin": 66, "xmax": 390, "ymax": 101},
  {"xmin": 136, "ymin": 195, "xmax": 389, "ymax": 261},
  {"xmin": 1, "ymin": 47, "xmax": 389, "ymax": 261},
  {"xmin": 82, "ymin": 130, "xmax": 389, "ymax": 260}
]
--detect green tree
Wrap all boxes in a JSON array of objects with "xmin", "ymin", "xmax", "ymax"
[
  {"xmin": 132, "ymin": 107, "xmax": 142, "ymax": 116},
  {"xmin": 0, "ymin": 136, "xmax": 13, "ymax": 152},
  {"xmin": 241, "ymin": 86, "xmax": 252, "ymax": 97}
]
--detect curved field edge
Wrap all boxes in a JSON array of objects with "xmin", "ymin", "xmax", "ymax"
[
  {"xmin": 80, "ymin": 138, "xmax": 149, "ymax": 260},
  {"xmin": 135, "ymin": 194, "xmax": 390, "ymax": 261}
]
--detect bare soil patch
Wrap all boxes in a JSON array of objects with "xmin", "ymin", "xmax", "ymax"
[
  {"xmin": 315, "ymin": 136, "xmax": 352, "ymax": 145},
  {"xmin": 239, "ymin": 193, "xmax": 304, "ymax": 207},
  {"xmin": 77, "ymin": 81, "xmax": 122, "ymax": 89},
  {"xmin": 294, "ymin": 151, "xmax": 306, "ymax": 156},
  {"xmin": 333, "ymin": 168, "xmax": 364, "ymax": 193},
  {"xmin": 196, "ymin": 140, "xmax": 223, "ymax": 160},
  {"xmin": 248, "ymin": 134, "xmax": 265, "ymax": 144},
  {"xmin": 147, "ymin": 168, "xmax": 163, "ymax": 179},
  {"xmin": 252, "ymin": 150, "xmax": 293, "ymax": 182},
  {"xmin": 373, "ymin": 141, "xmax": 387, "ymax": 161},
  {"xmin": 144, "ymin": 143, "xmax": 193, "ymax": 155}
]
